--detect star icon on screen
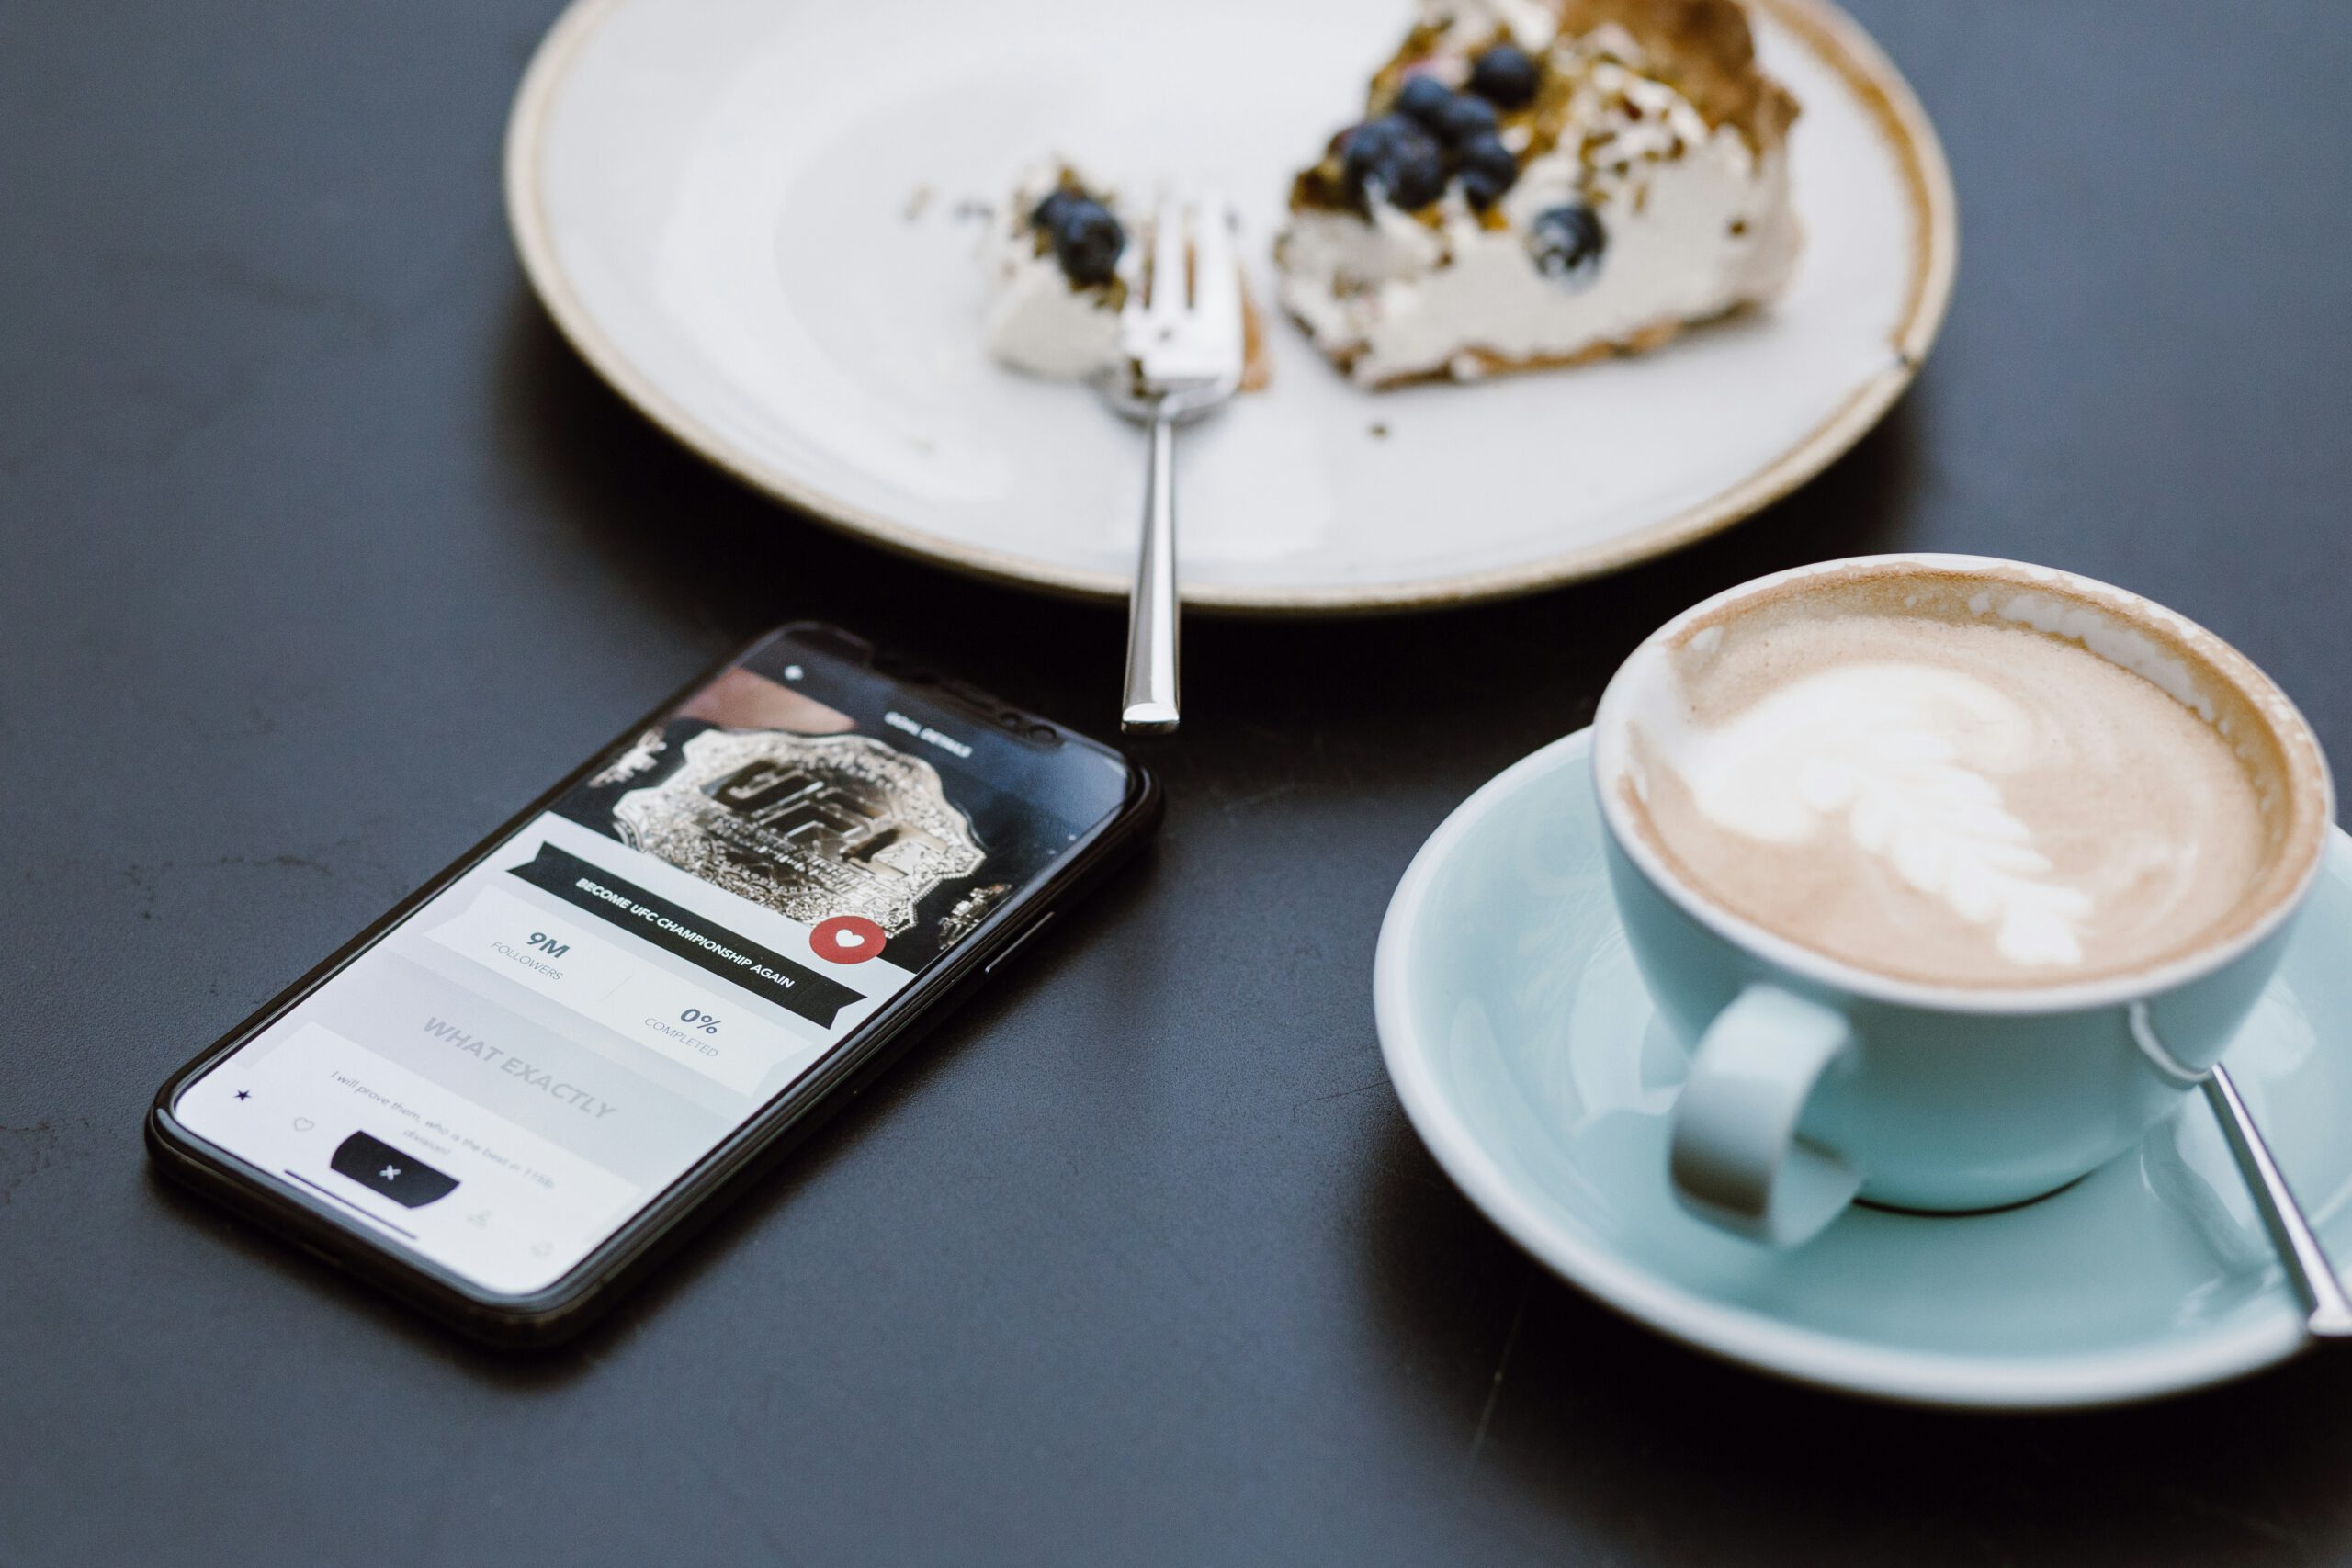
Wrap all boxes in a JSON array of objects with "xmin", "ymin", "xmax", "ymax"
[{"xmin": 235, "ymin": 1090, "xmax": 249, "ymax": 1100}]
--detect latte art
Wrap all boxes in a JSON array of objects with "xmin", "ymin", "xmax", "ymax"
[
  {"xmin": 1618, "ymin": 589, "xmax": 2284, "ymax": 987},
  {"xmin": 1651, "ymin": 659, "xmax": 2105, "ymax": 967}
]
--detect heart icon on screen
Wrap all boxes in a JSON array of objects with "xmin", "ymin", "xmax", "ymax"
[
  {"xmin": 810, "ymin": 915, "xmax": 888, "ymax": 964},
  {"xmin": 292, "ymin": 1117, "xmax": 315, "ymax": 1132}
]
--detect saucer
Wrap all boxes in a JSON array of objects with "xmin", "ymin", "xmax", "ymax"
[
  {"xmin": 504, "ymin": 0, "xmax": 1953, "ymax": 612},
  {"xmin": 1373, "ymin": 728, "xmax": 2352, "ymax": 1408}
]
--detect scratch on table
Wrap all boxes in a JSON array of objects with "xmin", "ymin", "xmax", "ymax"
[
  {"xmin": 216, "ymin": 852, "xmax": 342, "ymax": 876},
  {"xmin": 1286, "ymin": 1077, "xmax": 1390, "ymax": 1121},
  {"xmin": 119, "ymin": 840, "xmax": 394, "ymax": 919},
  {"xmin": 692, "ymin": 1447, "xmax": 804, "ymax": 1565},
  {"xmin": 1220, "ymin": 780, "xmax": 1300, "ymax": 816},
  {"xmin": 1463, "ymin": 1275, "xmax": 1532, "ymax": 1486},
  {"xmin": 0, "ymin": 1122, "xmax": 67, "ymax": 1205},
  {"xmin": 2108, "ymin": 1470, "xmax": 2307, "ymax": 1550}
]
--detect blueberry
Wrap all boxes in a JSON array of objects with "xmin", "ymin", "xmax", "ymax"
[
  {"xmin": 1469, "ymin": 43, "xmax": 1541, "ymax": 108},
  {"xmin": 1031, "ymin": 189, "xmax": 1077, "ymax": 231},
  {"xmin": 1342, "ymin": 113, "xmax": 1447, "ymax": 209},
  {"xmin": 1430, "ymin": 91, "xmax": 1499, "ymax": 144},
  {"xmin": 1396, "ymin": 76, "xmax": 1499, "ymax": 145},
  {"xmin": 1528, "ymin": 201, "xmax": 1606, "ymax": 285},
  {"xmin": 1456, "ymin": 132, "xmax": 1519, "ymax": 209},
  {"xmin": 1035, "ymin": 194, "xmax": 1125, "ymax": 286},
  {"xmin": 1394, "ymin": 75, "xmax": 1455, "ymax": 129}
]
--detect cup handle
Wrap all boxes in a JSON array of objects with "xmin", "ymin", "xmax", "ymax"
[{"xmin": 1668, "ymin": 985, "xmax": 1861, "ymax": 1246}]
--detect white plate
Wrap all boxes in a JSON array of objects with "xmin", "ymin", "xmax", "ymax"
[{"xmin": 506, "ymin": 0, "xmax": 1955, "ymax": 612}]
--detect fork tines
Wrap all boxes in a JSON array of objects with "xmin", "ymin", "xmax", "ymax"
[{"xmin": 1120, "ymin": 192, "xmax": 1244, "ymax": 397}]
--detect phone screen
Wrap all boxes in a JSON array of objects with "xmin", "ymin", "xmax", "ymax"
[{"xmin": 171, "ymin": 629, "xmax": 1134, "ymax": 1296}]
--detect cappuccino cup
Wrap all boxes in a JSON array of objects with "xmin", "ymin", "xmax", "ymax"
[{"xmin": 1591, "ymin": 555, "xmax": 2333, "ymax": 1245}]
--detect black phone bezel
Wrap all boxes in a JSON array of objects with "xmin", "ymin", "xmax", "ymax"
[{"xmin": 143, "ymin": 623, "xmax": 1161, "ymax": 1348}]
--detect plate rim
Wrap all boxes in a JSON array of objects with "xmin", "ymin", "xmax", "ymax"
[
  {"xmin": 504, "ymin": 0, "xmax": 1960, "ymax": 615},
  {"xmin": 1371, "ymin": 728, "xmax": 2319, "ymax": 1410}
]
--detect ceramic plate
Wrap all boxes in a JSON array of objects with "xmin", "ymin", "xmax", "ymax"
[
  {"xmin": 505, "ymin": 0, "xmax": 1955, "ymax": 612},
  {"xmin": 1374, "ymin": 730, "xmax": 2352, "ymax": 1408}
]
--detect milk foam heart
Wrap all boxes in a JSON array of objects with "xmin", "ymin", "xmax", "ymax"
[{"xmin": 1610, "ymin": 567, "xmax": 2315, "ymax": 988}]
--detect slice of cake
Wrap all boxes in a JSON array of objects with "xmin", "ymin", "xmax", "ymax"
[
  {"xmin": 980, "ymin": 162, "xmax": 1272, "ymax": 387},
  {"xmin": 980, "ymin": 164, "xmax": 1135, "ymax": 380},
  {"xmin": 1273, "ymin": 0, "xmax": 1801, "ymax": 388}
]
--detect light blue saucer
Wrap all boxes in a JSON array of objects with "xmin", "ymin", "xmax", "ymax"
[{"xmin": 1373, "ymin": 729, "xmax": 2352, "ymax": 1408}]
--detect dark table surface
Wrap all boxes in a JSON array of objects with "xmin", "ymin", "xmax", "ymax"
[{"xmin": 8, "ymin": 1, "xmax": 2352, "ymax": 1562}]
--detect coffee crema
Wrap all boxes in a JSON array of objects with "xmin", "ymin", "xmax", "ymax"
[{"xmin": 1611, "ymin": 566, "xmax": 2320, "ymax": 987}]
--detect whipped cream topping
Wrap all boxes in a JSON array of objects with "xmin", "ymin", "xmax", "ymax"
[
  {"xmin": 1275, "ymin": 28, "xmax": 1800, "ymax": 386},
  {"xmin": 979, "ymin": 164, "xmax": 1132, "ymax": 380},
  {"xmin": 1416, "ymin": 0, "xmax": 1566, "ymax": 51}
]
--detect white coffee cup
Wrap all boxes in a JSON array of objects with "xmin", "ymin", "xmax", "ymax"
[{"xmin": 1591, "ymin": 555, "xmax": 2334, "ymax": 1245}]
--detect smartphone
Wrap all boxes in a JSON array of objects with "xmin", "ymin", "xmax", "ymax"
[{"xmin": 147, "ymin": 624, "xmax": 1159, "ymax": 1345}]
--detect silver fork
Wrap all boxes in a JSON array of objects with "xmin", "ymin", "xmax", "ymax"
[{"xmin": 1097, "ymin": 193, "xmax": 1245, "ymax": 736}]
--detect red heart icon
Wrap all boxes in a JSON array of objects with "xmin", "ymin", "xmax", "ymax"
[{"xmin": 809, "ymin": 915, "xmax": 887, "ymax": 964}]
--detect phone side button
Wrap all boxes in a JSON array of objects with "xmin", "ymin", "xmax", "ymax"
[{"xmin": 982, "ymin": 910, "xmax": 1056, "ymax": 976}]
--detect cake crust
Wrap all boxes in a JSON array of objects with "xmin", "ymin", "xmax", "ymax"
[
  {"xmin": 1335, "ymin": 312, "xmax": 1689, "ymax": 389},
  {"xmin": 1554, "ymin": 0, "xmax": 1798, "ymax": 150}
]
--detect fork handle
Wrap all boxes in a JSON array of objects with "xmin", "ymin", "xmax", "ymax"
[{"xmin": 1121, "ymin": 410, "xmax": 1181, "ymax": 734}]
